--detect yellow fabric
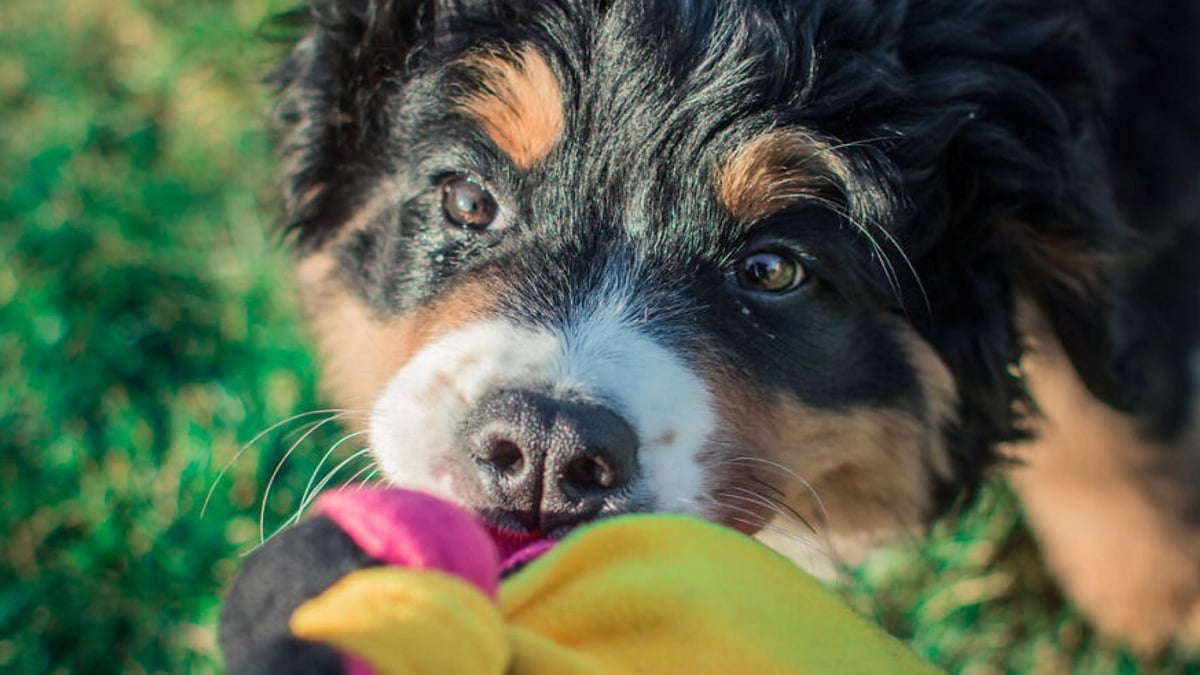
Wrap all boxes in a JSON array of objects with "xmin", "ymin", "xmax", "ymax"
[
  {"xmin": 293, "ymin": 515, "xmax": 945, "ymax": 675},
  {"xmin": 290, "ymin": 567, "xmax": 511, "ymax": 675}
]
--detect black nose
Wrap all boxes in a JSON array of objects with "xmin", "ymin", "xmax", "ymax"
[{"xmin": 460, "ymin": 389, "xmax": 638, "ymax": 531}]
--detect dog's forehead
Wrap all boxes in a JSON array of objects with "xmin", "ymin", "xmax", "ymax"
[{"xmin": 415, "ymin": 2, "xmax": 847, "ymax": 234}]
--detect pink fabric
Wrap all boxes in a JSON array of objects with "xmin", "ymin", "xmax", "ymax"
[
  {"xmin": 342, "ymin": 655, "xmax": 376, "ymax": 675},
  {"xmin": 316, "ymin": 489, "xmax": 500, "ymax": 597},
  {"xmin": 313, "ymin": 488, "xmax": 560, "ymax": 675}
]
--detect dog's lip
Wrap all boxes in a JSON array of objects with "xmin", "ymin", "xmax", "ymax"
[{"xmin": 486, "ymin": 524, "xmax": 557, "ymax": 573}]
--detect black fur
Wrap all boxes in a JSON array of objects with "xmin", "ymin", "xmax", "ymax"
[{"xmin": 270, "ymin": 0, "xmax": 1199, "ymax": 519}]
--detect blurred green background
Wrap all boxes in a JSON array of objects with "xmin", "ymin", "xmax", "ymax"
[{"xmin": 1, "ymin": 0, "xmax": 1198, "ymax": 673}]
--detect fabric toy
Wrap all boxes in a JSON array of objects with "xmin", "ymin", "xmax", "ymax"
[{"xmin": 219, "ymin": 488, "xmax": 943, "ymax": 675}]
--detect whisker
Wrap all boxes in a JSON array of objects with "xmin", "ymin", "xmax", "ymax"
[
  {"xmin": 675, "ymin": 493, "xmax": 727, "ymax": 520},
  {"xmin": 799, "ymin": 135, "xmax": 897, "ymax": 163},
  {"xmin": 353, "ymin": 468, "xmax": 381, "ymax": 490},
  {"xmin": 687, "ymin": 494, "xmax": 831, "ymax": 561},
  {"xmin": 711, "ymin": 495, "xmax": 784, "ymax": 528},
  {"xmin": 716, "ymin": 487, "xmax": 790, "ymax": 520},
  {"xmin": 726, "ymin": 515, "xmax": 827, "ymax": 556},
  {"xmin": 296, "ymin": 430, "xmax": 370, "ymax": 513},
  {"xmin": 747, "ymin": 475, "xmax": 785, "ymax": 498},
  {"xmin": 337, "ymin": 459, "xmax": 380, "ymax": 491},
  {"xmin": 757, "ymin": 131, "xmax": 932, "ymax": 319},
  {"xmin": 720, "ymin": 485, "xmax": 817, "ymax": 534},
  {"xmin": 290, "ymin": 447, "xmax": 374, "ymax": 524},
  {"xmin": 717, "ymin": 502, "xmax": 772, "ymax": 527},
  {"xmin": 743, "ymin": 477, "xmax": 820, "ymax": 534},
  {"xmin": 874, "ymin": 223, "xmax": 931, "ymax": 319},
  {"xmin": 263, "ymin": 447, "xmax": 375, "ymax": 544},
  {"xmin": 259, "ymin": 413, "xmax": 355, "ymax": 542},
  {"xmin": 724, "ymin": 456, "xmax": 831, "ymax": 531},
  {"xmin": 717, "ymin": 491, "xmax": 814, "ymax": 544},
  {"xmin": 770, "ymin": 191, "xmax": 928, "ymax": 320},
  {"xmin": 202, "ymin": 408, "xmax": 365, "ymax": 517},
  {"xmin": 687, "ymin": 491, "xmax": 801, "ymax": 538},
  {"xmin": 804, "ymin": 194, "xmax": 906, "ymax": 306}
]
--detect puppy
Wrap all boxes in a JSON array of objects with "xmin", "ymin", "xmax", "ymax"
[{"xmin": 271, "ymin": 0, "xmax": 1200, "ymax": 653}]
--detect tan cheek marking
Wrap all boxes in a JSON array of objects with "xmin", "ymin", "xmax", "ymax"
[
  {"xmin": 455, "ymin": 46, "xmax": 564, "ymax": 169},
  {"xmin": 1005, "ymin": 298, "xmax": 1200, "ymax": 654},
  {"xmin": 714, "ymin": 130, "xmax": 837, "ymax": 224},
  {"xmin": 700, "ymin": 327, "xmax": 957, "ymax": 559},
  {"xmin": 296, "ymin": 252, "xmax": 498, "ymax": 424},
  {"xmin": 719, "ymin": 392, "xmax": 935, "ymax": 543}
]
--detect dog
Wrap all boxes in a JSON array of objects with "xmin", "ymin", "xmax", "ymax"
[{"xmin": 271, "ymin": 0, "xmax": 1200, "ymax": 654}]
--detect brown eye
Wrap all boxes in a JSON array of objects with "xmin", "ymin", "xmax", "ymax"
[
  {"xmin": 731, "ymin": 251, "xmax": 806, "ymax": 293},
  {"xmin": 440, "ymin": 177, "xmax": 506, "ymax": 232}
]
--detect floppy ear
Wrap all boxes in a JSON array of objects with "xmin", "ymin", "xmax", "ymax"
[
  {"xmin": 859, "ymin": 2, "xmax": 1150, "ymax": 494},
  {"xmin": 271, "ymin": 0, "xmax": 435, "ymax": 250}
]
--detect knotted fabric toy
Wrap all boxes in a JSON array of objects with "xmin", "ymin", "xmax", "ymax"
[{"xmin": 219, "ymin": 488, "xmax": 943, "ymax": 674}]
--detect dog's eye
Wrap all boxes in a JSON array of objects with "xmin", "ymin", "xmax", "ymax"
[
  {"xmin": 441, "ymin": 177, "xmax": 507, "ymax": 232},
  {"xmin": 729, "ymin": 251, "xmax": 807, "ymax": 293}
]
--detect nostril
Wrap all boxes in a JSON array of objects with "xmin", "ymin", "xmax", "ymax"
[
  {"xmin": 565, "ymin": 454, "xmax": 615, "ymax": 491},
  {"xmin": 552, "ymin": 403, "xmax": 638, "ymax": 501},
  {"xmin": 482, "ymin": 437, "xmax": 525, "ymax": 475}
]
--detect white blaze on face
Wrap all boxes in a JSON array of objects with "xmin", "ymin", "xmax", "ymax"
[{"xmin": 368, "ymin": 269, "xmax": 715, "ymax": 514}]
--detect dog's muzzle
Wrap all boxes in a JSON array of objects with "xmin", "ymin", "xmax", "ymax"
[{"xmin": 459, "ymin": 388, "xmax": 639, "ymax": 532}]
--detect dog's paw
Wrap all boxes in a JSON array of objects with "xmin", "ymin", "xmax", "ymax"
[
  {"xmin": 1010, "ymin": 303, "xmax": 1200, "ymax": 655},
  {"xmin": 1010, "ymin": 457, "xmax": 1200, "ymax": 655},
  {"xmin": 1084, "ymin": 543, "xmax": 1200, "ymax": 655}
]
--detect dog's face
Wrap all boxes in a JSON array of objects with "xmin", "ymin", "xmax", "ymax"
[{"xmin": 278, "ymin": 0, "xmax": 1123, "ymax": 560}]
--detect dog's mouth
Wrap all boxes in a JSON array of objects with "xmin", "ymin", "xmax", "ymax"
[
  {"xmin": 485, "ymin": 524, "xmax": 557, "ymax": 574},
  {"xmin": 480, "ymin": 508, "xmax": 627, "ymax": 574}
]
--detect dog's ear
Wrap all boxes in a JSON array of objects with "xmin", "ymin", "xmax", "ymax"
[
  {"xmin": 867, "ymin": 3, "xmax": 1151, "ymax": 486},
  {"xmin": 271, "ymin": 0, "xmax": 436, "ymax": 250}
]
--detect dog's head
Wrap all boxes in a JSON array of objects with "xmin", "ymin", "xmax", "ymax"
[{"xmin": 274, "ymin": 0, "xmax": 1131, "ymax": 561}]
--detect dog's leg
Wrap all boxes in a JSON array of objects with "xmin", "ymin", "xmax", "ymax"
[{"xmin": 1007, "ymin": 304, "xmax": 1200, "ymax": 654}]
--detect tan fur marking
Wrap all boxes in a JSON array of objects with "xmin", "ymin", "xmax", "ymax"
[
  {"xmin": 701, "ymin": 325, "xmax": 957, "ymax": 569},
  {"xmin": 1006, "ymin": 299, "xmax": 1200, "ymax": 654},
  {"xmin": 715, "ymin": 130, "xmax": 837, "ymax": 223},
  {"xmin": 296, "ymin": 253, "xmax": 497, "ymax": 422},
  {"xmin": 456, "ymin": 46, "xmax": 563, "ymax": 169}
]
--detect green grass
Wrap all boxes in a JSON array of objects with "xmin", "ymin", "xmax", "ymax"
[{"xmin": 1, "ymin": 1, "xmax": 1197, "ymax": 673}]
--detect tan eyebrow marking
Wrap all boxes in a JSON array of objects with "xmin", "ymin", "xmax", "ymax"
[
  {"xmin": 454, "ymin": 46, "xmax": 564, "ymax": 170},
  {"xmin": 715, "ymin": 130, "xmax": 839, "ymax": 223}
]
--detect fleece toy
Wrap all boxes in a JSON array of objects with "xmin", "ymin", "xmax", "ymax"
[{"xmin": 219, "ymin": 488, "xmax": 943, "ymax": 675}]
